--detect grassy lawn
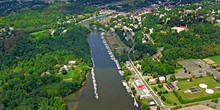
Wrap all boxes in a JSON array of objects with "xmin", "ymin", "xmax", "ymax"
[
  {"xmin": 63, "ymin": 93, "xmax": 76, "ymax": 100},
  {"xmin": 208, "ymin": 56, "xmax": 220, "ymax": 65},
  {"xmin": 59, "ymin": 69, "xmax": 75, "ymax": 79},
  {"xmin": 177, "ymin": 76, "xmax": 220, "ymax": 102},
  {"xmin": 58, "ymin": 67, "xmax": 81, "ymax": 79},
  {"xmin": 153, "ymin": 86, "xmax": 166, "ymax": 92},
  {"xmin": 140, "ymin": 99, "xmax": 150, "ymax": 110},
  {"xmin": 39, "ymin": 82, "xmax": 59, "ymax": 95},
  {"xmin": 162, "ymin": 92, "xmax": 181, "ymax": 105},
  {"xmin": 30, "ymin": 30, "xmax": 48, "ymax": 36}
]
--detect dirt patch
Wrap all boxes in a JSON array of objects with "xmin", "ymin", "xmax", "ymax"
[
  {"xmin": 104, "ymin": 35, "xmax": 122, "ymax": 53},
  {"xmin": 203, "ymin": 59, "xmax": 215, "ymax": 64}
]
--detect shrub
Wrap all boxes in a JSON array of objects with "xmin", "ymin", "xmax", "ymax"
[
  {"xmin": 161, "ymin": 96, "xmax": 166, "ymax": 101},
  {"xmin": 154, "ymin": 87, "xmax": 157, "ymax": 92}
]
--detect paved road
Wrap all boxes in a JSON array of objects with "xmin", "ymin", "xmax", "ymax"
[{"xmin": 127, "ymin": 35, "xmax": 166, "ymax": 110}]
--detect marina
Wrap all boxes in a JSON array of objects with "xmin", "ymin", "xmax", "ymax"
[
  {"xmin": 101, "ymin": 32, "xmax": 121, "ymax": 70},
  {"xmin": 101, "ymin": 32, "xmax": 138, "ymax": 108}
]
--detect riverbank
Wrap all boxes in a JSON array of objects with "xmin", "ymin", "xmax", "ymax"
[{"xmin": 63, "ymin": 70, "xmax": 91, "ymax": 110}]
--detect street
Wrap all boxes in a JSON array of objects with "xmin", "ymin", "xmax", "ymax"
[{"xmin": 127, "ymin": 35, "xmax": 166, "ymax": 110}]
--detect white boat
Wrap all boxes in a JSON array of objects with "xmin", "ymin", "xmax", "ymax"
[
  {"xmin": 95, "ymin": 95, "xmax": 99, "ymax": 99},
  {"xmin": 101, "ymin": 32, "xmax": 104, "ymax": 35},
  {"xmin": 93, "ymin": 84, "xmax": 97, "ymax": 87},
  {"xmin": 93, "ymin": 80, "xmax": 96, "ymax": 83},
  {"xmin": 92, "ymin": 76, "xmax": 95, "ymax": 80},
  {"xmin": 134, "ymin": 101, "xmax": 138, "ymax": 107}
]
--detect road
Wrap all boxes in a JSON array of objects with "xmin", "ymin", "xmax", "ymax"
[
  {"xmin": 143, "ymin": 32, "xmax": 155, "ymax": 44},
  {"xmin": 127, "ymin": 35, "xmax": 166, "ymax": 110}
]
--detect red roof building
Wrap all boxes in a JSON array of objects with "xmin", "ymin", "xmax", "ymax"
[{"xmin": 180, "ymin": 26, "xmax": 187, "ymax": 28}]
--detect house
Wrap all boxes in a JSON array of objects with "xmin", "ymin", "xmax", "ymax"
[
  {"xmin": 149, "ymin": 28, "xmax": 154, "ymax": 34},
  {"xmin": 159, "ymin": 76, "xmax": 166, "ymax": 83},
  {"xmin": 63, "ymin": 65, "xmax": 68, "ymax": 71},
  {"xmin": 9, "ymin": 27, "xmax": 14, "ymax": 31},
  {"xmin": 171, "ymin": 26, "xmax": 189, "ymax": 33},
  {"xmin": 147, "ymin": 100, "xmax": 157, "ymax": 110},
  {"xmin": 140, "ymin": 89, "xmax": 151, "ymax": 99},
  {"xmin": 0, "ymin": 28, "xmax": 5, "ymax": 32},
  {"xmin": 69, "ymin": 60, "xmax": 76, "ymax": 66},
  {"xmin": 149, "ymin": 78, "xmax": 157, "ymax": 84},
  {"xmin": 147, "ymin": 100, "xmax": 156, "ymax": 106},
  {"xmin": 41, "ymin": 72, "xmax": 51, "ymax": 76},
  {"xmin": 184, "ymin": 10, "xmax": 194, "ymax": 14},
  {"xmin": 51, "ymin": 30, "xmax": 55, "ymax": 36},
  {"xmin": 142, "ymin": 39, "xmax": 147, "ymax": 43},
  {"xmin": 62, "ymin": 29, "xmax": 67, "ymax": 33},
  {"xmin": 136, "ymin": 64, "xmax": 142, "ymax": 69}
]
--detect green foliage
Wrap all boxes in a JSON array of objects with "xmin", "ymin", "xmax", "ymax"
[
  {"xmin": 88, "ymin": 20, "xmax": 95, "ymax": 27},
  {"xmin": 161, "ymin": 95, "xmax": 166, "ymax": 101},
  {"xmin": 140, "ymin": 100, "xmax": 151, "ymax": 110},
  {"xmin": 0, "ymin": 2, "xmax": 97, "ymax": 109},
  {"xmin": 170, "ymin": 74, "xmax": 176, "ymax": 81},
  {"xmin": 1, "ymin": 90, "xmax": 65, "ymax": 109},
  {"xmin": 115, "ymin": 28, "xmax": 133, "ymax": 47},
  {"xmin": 142, "ymin": 57, "xmax": 175, "ymax": 76},
  {"xmin": 211, "ymin": 98, "xmax": 218, "ymax": 103}
]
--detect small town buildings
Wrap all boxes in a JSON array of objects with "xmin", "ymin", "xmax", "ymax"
[
  {"xmin": 134, "ymin": 80, "xmax": 151, "ymax": 99},
  {"xmin": 159, "ymin": 76, "xmax": 166, "ymax": 83}
]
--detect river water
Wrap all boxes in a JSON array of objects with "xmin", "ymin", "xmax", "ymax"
[{"xmin": 66, "ymin": 16, "xmax": 138, "ymax": 110}]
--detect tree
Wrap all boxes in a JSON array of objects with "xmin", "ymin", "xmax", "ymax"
[
  {"xmin": 189, "ymin": 77, "xmax": 192, "ymax": 82},
  {"xmin": 161, "ymin": 95, "xmax": 166, "ymax": 101},
  {"xmin": 88, "ymin": 20, "xmax": 94, "ymax": 27},
  {"xmin": 152, "ymin": 72, "xmax": 158, "ymax": 78},
  {"xmin": 170, "ymin": 74, "xmax": 176, "ymax": 81}
]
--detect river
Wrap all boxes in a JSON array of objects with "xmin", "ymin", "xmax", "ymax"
[{"xmin": 65, "ymin": 16, "xmax": 138, "ymax": 110}]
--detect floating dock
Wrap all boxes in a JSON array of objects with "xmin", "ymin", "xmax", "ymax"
[
  {"xmin": 101, "ymin": 32, "xmax": 121, "ymax": 72},
  {"xmin": 91, "ymin": 54, "xmax": 98, "ymax": 99}
]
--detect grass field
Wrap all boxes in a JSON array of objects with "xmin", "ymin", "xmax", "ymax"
[
  {"xmin": 177, "ymin": 76, "xmax": 220, "ymax": 101},
  {"xmin": 30, "ymin": 30, "xmax": 47, "ymax": 36},
  {"xmin": 140, "ymin": 99, "xmax": 151, "ymax": 110},
  {"xmin": 208, "ymin": 56, "xmax": 220, "ymax": 65},
  {"xmin": 162, "ymin": 92, "xmax": 181, "ymax": 105},
  {"xmin": 153, "ymin": 86, "xmax": 181, "ymax": 106}
]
